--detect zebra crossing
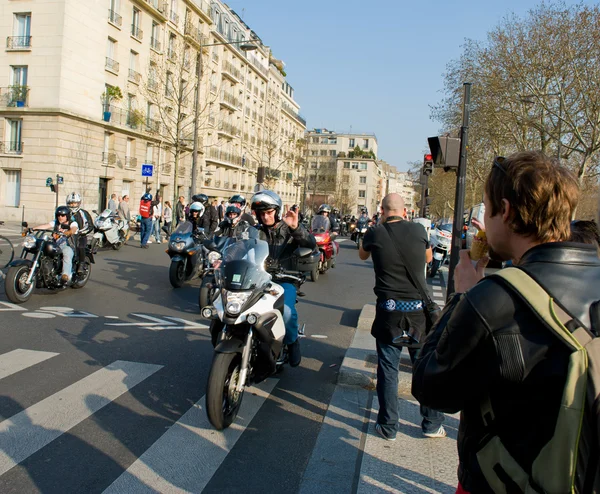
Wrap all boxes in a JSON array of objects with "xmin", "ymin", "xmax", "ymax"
[
  {"xmin": 428, "ymin": 267, "xmax": 447, "ymax": 307},
  {"xmin": 0, "ymin": 346, "xmax": 277, "ymax": 492}
]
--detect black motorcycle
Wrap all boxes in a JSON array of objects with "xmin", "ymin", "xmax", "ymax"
[
  {"xmin": 166, "ymin": 221, "xmax": 206, "ymax": 288},
  {"xmin": 4, "ymin": 223, "xmax": 94, "ymax": 303}
]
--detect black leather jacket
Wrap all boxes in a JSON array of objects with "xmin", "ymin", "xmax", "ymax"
[
  {"xmin": 216, "ymin": 219, "xmax": 252, "ymax": 238},
  {"xmin": 412, "ymin": 242, "xmax": 600, "ymax": 492},
  {"xmin": 199, "ymin": 206, "xmax": 219, "ymax": 234},
  {"xmin": 256, "ymin": 221, "xmax": 316, "ymax": 271}
]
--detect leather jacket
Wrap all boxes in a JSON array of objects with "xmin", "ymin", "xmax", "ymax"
[
  {"xmin": 256, "ymin": 221, "xmax": 316, "ymax": 271},
  {"xmin": 216, "ymin": 219, "xmax": 252, "ymax": 239},
  {"xmin": 199, "ymin": 206, "xmax": 219, "ymax": 234},
  {"xmin": 412, "ymin": 242, "xmax": 600, "ymax": 492}
]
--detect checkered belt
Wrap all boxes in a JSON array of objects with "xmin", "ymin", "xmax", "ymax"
[{"xmin": 377, "ymin": 299, "xmax": 424, "ymax": 312}]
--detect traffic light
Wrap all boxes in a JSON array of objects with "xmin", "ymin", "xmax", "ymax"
[
  {"xmin": 424, "ymin": 205, "xmax": 430, "ymax": 218},
  {"xmin": 428, "ymin": 136, "xmax": 461, "ymax": 172},
  {"xmin": 423, "ymin": 153, "xmax": 434, "ymax": 176}
]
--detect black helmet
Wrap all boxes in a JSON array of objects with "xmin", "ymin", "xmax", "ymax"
[
  {"xmin": 225, "ymin": 205, "xmax": 242, "ymax": 223},
  {"xmin": 318, "ymin": 204, "xmax": 332, "ymax": 214},
  {"xmin": 55, "ymin": 205, "xmax": 71, "ymax": 221},
  {"xmin": 361, "ymin": 207, "xmax": 368, "ymax": 214},
  {"xmin": 250, "ymin": 190, "xmax": 282, "ymax": 215},
  {"xmin": 332, "ymin": 207, "xmax": 339, "ymax": 214},
  {"xmin": 142, "ymin": 192, "xmax": 152, "ymax": 201},
  {"xmin": 192, "ymin": 193, "xmax": 209, "ymax": 205},
  {"xmin": 229, "ymin": 194, "xmax": 246, "ymax": 207}
]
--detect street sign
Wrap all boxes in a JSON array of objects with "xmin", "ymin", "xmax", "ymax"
[
  {"xmin": 57, "ymin": 175, "xmax": 64, "ymax": 185},
  {"xmin": 46, "ymin": 177, "xmax": 53, "ymax": 187},
  {"xmin": 142, "ymin": 164, "xmax": 154, "ymax": 177}
]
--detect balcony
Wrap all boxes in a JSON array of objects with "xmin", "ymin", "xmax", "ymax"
[
  {"xmin": 206, "ymin": 147, "xmax": 242, "ymax": 168},
  {"xmin": 169, "ymin": 10, "xmax": 179, "ymax": 25},
  {"xmin": 108, "ymin": 9, "xmax": 122, "ymax": 26},
  {"xmin": 281, "ymin": 101, "xmax": 306, "ymax": 126},
  {"xmin": 125, "ymin": 156, "xmax": 138, "ymax": 169},
  {"xmin": 131, "ymin": 24, "xmax": 143, "ymax": 41},
  {"xmin": 105, "ymin": 57, "xmax": 119, "ymax": 73},
  {"xmin": 146, "ymin": 118, "xmax": 161, "ymax": 133},
  {"xmin": 150, "ymin": 37, "xmax": 162, "ymax": 52},
  {"xmin": 160, "ymin": 163, "xmax": 172, "ymax": 174},
  {"xmin": 222, "ymin": 60, "xmax": 242, "ymax": 83},
  {"xmin": 220, "ymin": 91, "xmax": 241, "ymax": 111},
  {"xmin": 6, "ymin": 36, "xmax": 31, "ymax": 51},
  {"xmin": 128, "ymin": 69, "xmax": 141, "ymax": 84},
  {"xmin": 217, "ymin": 121, "xmax": 240, "ymax": 139},
  {"xmin": 102, "ymin": 152, "xmax": 117, "ymax": 165},
  {"xmin": 0, "ymin": 86, "xmax": 29, "ymax": 107},
  {"xmin": 184, "ymin": 21, "xmax": 202, "ymax": 46},
  {"xmin": 245, "ymin": 53, "xmax": 268, "ymax": 78},
  {"xmin": 131, "ymin": 0, "xmax": 168, "ymax": 21}
]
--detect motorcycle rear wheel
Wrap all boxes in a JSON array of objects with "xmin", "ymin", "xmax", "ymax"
[
  {"xmin": 112, "ymin": 234, "xmax": 124, "ymax": 250},
  {"xmin": 5, "ymin": 265, "xmax": 35, "ymax": 303},
  {"xmin": 206, "ymin": 352, "xmax": 244, "ymax": 430},
  {"xmin": 199, "ymin": 275, "xmax": 216, "ymax": 311},
  {"xmin": 169, "ymin": 260, "xmax": 185, "ymax": 288},
  {"xmin": 72, "ymin": 257, "xmax": 92, "ymax": 289},
  {"xmin": 310, "ymin": 265, "xmax": 319, "ymax": 282}
]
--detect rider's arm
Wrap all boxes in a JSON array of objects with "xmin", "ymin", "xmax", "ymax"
[
  {"xmin": 289, "ymin": 223, "xmax": 316, "ymax": 249},
  {"xmin": 359, "ymin": 227, "xmax": 373, "ymax": 260},
  {"xmin": 33, "ymin": 222, "xmax": 53, "ymax": 230},
  {"xmin": 426, "ymin": 248, "xmax": 433, "ymax": 263}
]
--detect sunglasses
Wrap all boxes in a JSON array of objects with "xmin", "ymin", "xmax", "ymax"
[
  {"xmin": 58, "ymin": 214, "xmax": 67, "ymax": 217},
  {"xmin": 493, "ymin": 156, "xmax": 508, "ymax": 176}
]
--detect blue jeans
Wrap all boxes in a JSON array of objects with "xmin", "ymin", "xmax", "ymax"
[
  {"xmin": 152, "ymin": 218, "xmax": 161, "ymax": 242},
  {"xmin": 376, "ymin": 340, "xmax": 445, "ymax": 437},
  {"xmin": 60, "ymin": 243, "xmax": 74, "ymax": 280},
  {"xmin": 281, "ymin": 283, "xmax": 298, "ymax": 345},
  {"xmin": 140, "ymin": 217, "xmax": 152, "ymax": 246}
]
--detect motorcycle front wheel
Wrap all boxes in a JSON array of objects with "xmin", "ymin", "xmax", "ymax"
[
  {"xmin": 206, "ymin": 352, "xmax": 244, "ymax": 430},
  {"xmin": 5, "ymin": 265, "xmax": 35, "ymax": 303},
  {"xmin": 169, "ymin": 260, "xmax": 186, "ymax": 288},
  {"xmin": 428, "ymin": 259, "xmax": 441, "ymax": 278},
  {"xmin": 199, "ymin": 275, "xmax": 216, "ymax": 311}
]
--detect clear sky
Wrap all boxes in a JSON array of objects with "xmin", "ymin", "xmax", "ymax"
[{"xmin": 224, "ymin": 0, "xmax": 593, "ymax": 171}]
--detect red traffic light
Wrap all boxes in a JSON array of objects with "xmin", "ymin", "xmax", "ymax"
[{"xmin": 424, "ymin": 154, "xmax": 433, "ymax": 162}]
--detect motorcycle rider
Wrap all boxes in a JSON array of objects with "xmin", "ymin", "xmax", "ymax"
[
  {"xmin": 186, "ymin": 201, "xmax": 206, "ymax": 234},
  {"xmin": 352, "ymin": 208, "xmax": 370, "ymax": 241},
  {"xmin": 217, "ymin": 205, "xmax": 253, "ymax": 238},
  {"xmin": 33, "ymin": 205, "xmax": 79, "ymax": 284},
  {"xmin": 330, "ymin": 207, "xmax": 341, "ymax": 233},
  {"xmin": 314, "ymin": 204, "xmax": 337, "ymax": 267},
  {"xmin": 229, "ymin": 194, "xmax": 255, "ymax": 226},
  {"xmin": 66, "ymin": 192, "xmax": 93, "ymax": 273},
  {"xmin": 192, "ymin": 194, "xmax": 218, "ymax": 234},
  {"xmin": 251, "ymin": 190, "xmax": 316, "ymax": 367}
]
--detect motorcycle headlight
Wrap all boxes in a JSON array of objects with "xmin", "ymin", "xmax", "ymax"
[
  {"xmin": 360, "ymin": 228, "xmax": 367, "ymax": 233},
  {"xmin": 22, "ymin": 235, "xmax": 36, "ymax": 249},
  {"xmin": 208, "ymin": 251, "xmax": 222, "ymax": 265},
  {"xmin": 171, "ymin": 241, "xmax": 186, "ymax": 251},
  {"xmin": 223, "ymin": 290, "xmax": 252, "ymax": 315}
]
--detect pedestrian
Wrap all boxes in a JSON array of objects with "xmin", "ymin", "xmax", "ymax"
[
  {"xmin": 412, "ymin": 152, "xmax": 600, "ymax": 492},
  {"xmin": 218, "ymin": 200, "xmax": 226, "ymax": 221},
  {"xmin": 570, "ymin": 219, "xmax": 600, "ymax": 252},
  {"xmin": 152, "ymin": 196, "xmax": 163, "ymax": 243},
  {"xmin": 359, "ymin": 193, "xmax": 445, "ymax": 441},
  {"xmin": 175, "ymin": 196, "xmax": 186, "ymax": 226},
  {"xmin": 118, "ymin": 194, "xmax": 131, "ymax": 241},
  {"xmin": 107, "ymin": 193, "xmax": 118, "ymax": 213},
  {"xmin": 138, "ymin": 193, "xmax": 153, "ymax": 248},
  {"xmin": 163, "ymin": 200, "xmax": 173, "ymax": 237}
]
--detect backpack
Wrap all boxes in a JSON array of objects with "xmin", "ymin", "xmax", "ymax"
[
  {"xmin": 139, "ymin": 199, "xmax": 152, "ymax": 218},
  {"xmin": 74, "ymin": 209, "xmax": 94, "ymax": 235},
  {"xmin": 479, "ymin": 268, "xmax": 600, "ymax": 493}
]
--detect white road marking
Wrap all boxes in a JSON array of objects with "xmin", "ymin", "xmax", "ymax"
[
  {"xmin": 104, "ymin": 316, "xmax": 119, "ymax": 319},
  {"xmin": 22, "ymin": 313, "xmax": 55, "ymax": 319},
  {"xmin": 311, "ymin": 335, "xmax": 328, "ymax": 339},
  {"xmin": 38, "ymin": 307, "xmax": 99, "ymax": 318},
  {"xmin": 105, "ymin": 314, "xmax": 208, "ymax": 331},
  {"xmin": 0, "ymin": 349, "xmax": 59, "ymax": 380},
  {"xmin": 0, "ymin": 360, "xmax": 163, "ymax": 476},
  {"xmin": 103, "ymin": 379, "xmax": 278, "ymax": 494},
  {"xmin": 0, "ymin": 302, "xmax": 27, "ymax": 312}
]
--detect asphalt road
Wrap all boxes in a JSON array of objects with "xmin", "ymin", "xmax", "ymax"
[{"xmin": 0, "ymin": 235, "xmax": 374, "ymax": 493}]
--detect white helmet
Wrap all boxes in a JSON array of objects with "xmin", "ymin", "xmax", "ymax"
[
  {"xmin": 66, "ymin": 192, "xmax": 82, "ymax": 213},
  {"xmin": 189, "ymin": 201, "xmax": 205, "ymax": 217}
]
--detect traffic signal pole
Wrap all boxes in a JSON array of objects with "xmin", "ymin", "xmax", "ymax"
[{"xmin": 446, "ymin": 83, "xmax": 471, "ymax": 300}]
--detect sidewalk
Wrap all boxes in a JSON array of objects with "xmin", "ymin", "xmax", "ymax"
[{"xmin": 301, "ymin": 270, "xmax": 459, "ymax": 494}]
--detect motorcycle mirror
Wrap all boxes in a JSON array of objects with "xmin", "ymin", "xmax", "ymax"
[
  {"xmin": 295, "ymin": 247, "xmax": 313, "ymax": 258},
  {"xmin": 61, "ymin": 222, "xmax": 71, "ymax": 230},
  {"xmin": 92, "ymin": 210, "xmax": 98, "ymax": 214},
  {"xmin": 21, "ymin": 221, "xmax": 28, "ymax": 228}
]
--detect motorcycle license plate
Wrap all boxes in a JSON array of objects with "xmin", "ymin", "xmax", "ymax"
[{"xmin": 433, "ymin": 252, "xmax": 444, "ymax": 260}]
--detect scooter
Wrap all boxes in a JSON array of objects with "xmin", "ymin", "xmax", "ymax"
[
  {"xmin": 91, "ymin": 209, "xmax": 128, "ymax": 250},
  {"xmin": 311, "ymin": 215, "xmax": 338, "ymax": 277},
  {"xmin": 166, "ymin": 220, "xmax": 206, "ymax": 288},
  {"xmin": 202, "ymin": 228, "xmax": 311, "ymax": 430},
  {"xmin": 428, "ymin": 224, "xmax": 452, "ymax": 278}
]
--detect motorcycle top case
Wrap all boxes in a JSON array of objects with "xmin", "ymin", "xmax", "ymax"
[{"xmin": 290, "ymin": 248, "xmax": 319, "ymax": 272}]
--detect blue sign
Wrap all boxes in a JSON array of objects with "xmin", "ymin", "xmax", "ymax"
[
  {"xmin": 46, "ymin": 177, "xmax": 53, "ymax": 187},
  {"xmin": 57, "ymin": 176, "xmax": 64, "ymax": 185},
  {"xmin": 142, "ymin": 164, "xmax": 154, "ymax": 177}
]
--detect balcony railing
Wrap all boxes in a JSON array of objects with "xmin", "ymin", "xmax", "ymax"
[
  {"xmin": 222, "ymin": 60, "xmax": 242, "ymax": 82},
  {"xmin": 6, "ymin": 36, "xmax": 31, "ymax": 50},
  {"xmin": 220, "ymin": 91, "xmax": 241, "ymax": 111},
  {"xmin": 150, "ymin": 37, "xmax": 161, "ymax": 52},
  {"xmin": 0, "ymin": 86, "xmax": 29, "ymax": 107},
  {"xmin": 170, "ymin": 11, "xmax": 179, "ymax": 24},
  {"xmin": 218, "ymin": 121, "xmax": 240, "ymax": 138},
  {"xmin": 128, "ymin": 69, "xmax": 141, "ymax": 83},
  {"xmin": 105, "ymin": 57, "xmax": 119, "ymax": 72},
  {"xmin": 108, "ymin": 9, "xmax": 122, "ymax": 26},
  {"xmin": 0, "ymin": 141, "xmax": 23, "ymax": 155},
  {"xmin": 207, "ymin": 147, "xmax": 242, "ymax": 167},
  {"xmin": 102, "ymin": 152, "xmax": 117, "ymax": 165},
  {"xmin": 246, "ymin": 53, "xmax": 268, "ymax": 78},
  {"xmin": 125, "ymin": 156, "xmax": 138, "ymax": 169},
  {"xmin": 131, "ymin": 24, "xmax": 143, "ymax": 40},
  {"xmin": 146, "ymin": 118, "xmax": 161, "ymax": 133}
]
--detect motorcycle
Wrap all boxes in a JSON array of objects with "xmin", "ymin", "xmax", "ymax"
[
  {"xmin": 311, "ymin": 215, "xmax": 338, "ymax": 277},
  {"xmin": 428, "ymin": 223, "xmax": 452, "ymax": 278},
  {"xmin": 354, "ymin": 219, "xmax": 370, "ymax": 249},
  {"xmin": 166, "ymin": 220, "xmax": 206, "ymax": 288},
  {"xmin": 91, "ymin": 209, "xmax": 128, "ymax": 250},
  {"xmin": 198, "ymin": 235, "xmax": 233, "ymax": 312},
  {"xmin": 201, "ymin": 229, "xmax": 311, "ymax": 430},
  {"xmin": 4, "ymin": 223, "xmax": 94, "ymax": 303}
]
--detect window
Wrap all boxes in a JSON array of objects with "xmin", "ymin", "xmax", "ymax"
[
  {"xmin": 358, "ymin": 190, "xmax": 366, "ymax": 198},
  {"xmin": 129, "ymin": 51, "xmax": 139, "ymax": 79},
  {"xmin": 312, "ymin": 137, "xmax": 319, "ymax": 144},
  {"xmin": 106, "ymin": 38, "xmax": 118, "ymax": 71},
  {"xmin": 360, "ymin": 162, "xmax": 368, "ymax": 170},
  {"xmin": 151, "ymin": 22, "xmax": 160, "ymax": 50},
  {"xmin": 122, "ymin": 180, "xmax": 132, "ymax": 198},
  {"xmin": 4, "ymin": 170, "xmax": 20, "ymax": 207},
  {"xmin": 146, "ymin": 143, "xmax": 154, "ymax": 163},
  {"xmin": 329, "ymin": 150, "xmax": 336, "ymax": 157},
  {"xmin": 359, "ymin": 176, "xmax": 367, "ymax": 184},
  {"xmin": 110, "ymin": 0, "xmax": 120, "ymax": 12},
  {"xmin": 12, "ymin": 14, "xmax": 31, "ymax": 48},
  {"xmin": 320, "ymin": 150, "xmax": 327, "ymax": 156},
  {"xmin": 131, "ymin": 8, "xmax": 142, "ymax": 39},
  {"xmin": 349, "ymin": 138, "xmax": 355, "ymax": 148},
  {"xmin": 166, "ymin": 72, "xmax": 174, "ymax": 97},
  {"xmin": 321, "ymin": 137, "xmax": 328, "ymax": 144},
  {"xmin": 11, "ymin": 66, "xmax": 28, "ymax": 86},
  {"xmin": 168, "ymin": 33, "xmax": 176, "ymax": 59},
  {"xmin": 343, "ymin": 162, "xmax": 350, "ymax": 169},
  {"xmin": 6, "ymin": 119, "xmax": 22, "ymax": 153},
  {"xmin": 351, "ymin": 162, "xmax": 359, "ymax": 170},
  {"xmin": 363, "ymin": 138, "xmax": 369, "ymax": 149}
]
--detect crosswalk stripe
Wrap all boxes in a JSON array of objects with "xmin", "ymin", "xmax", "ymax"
[
  {"xmin": 0, "ymin": 360, "xmax": 163, "ymax": 476},
  {"xmin": 0, "ymin": 349, "xmax": 59, "ymax": 380},
  {"xmin": 103, "ymin": 379, "xmax": 278, "ymax": 494}
]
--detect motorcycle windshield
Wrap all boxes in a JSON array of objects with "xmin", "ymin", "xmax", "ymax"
[
  {"xmin": 219, "ymin": 229, "xmax": 271, "ymax": 290},
  {"xmin": 311, "ymin": 216, "xmax": 330, "ymax": 233},
  {"xmin": 171, "ymin": 221, "xmax": 193, "ymax": 236}
]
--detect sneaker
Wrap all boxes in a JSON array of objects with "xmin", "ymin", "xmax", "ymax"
[
  {"xmin": 375, "ymin": 423, "xmax": 396, "ymax": 441},
  {"xmin": 288, "ymin": 339, "xmax": 301, "ymax": 367},
  {"xmin": 147, "ymin": 240, "xmax": 152, "ymax": 244},
  {"xmin": 423, "ymin": 426, "xmax": 447, "ymax": 438}
]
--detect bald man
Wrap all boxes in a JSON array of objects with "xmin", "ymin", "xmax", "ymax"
[{"xmin": 359, "ymin": 193, "xmax": 443, "ymax": 441}]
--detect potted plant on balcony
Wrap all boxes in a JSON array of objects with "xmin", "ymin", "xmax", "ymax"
[
  {"xmin": 10, "ymin": 85, "xmax": 28, "ymax": 107},
  {"xmin": 100, "ymin": 86, "xmax": 123, "ymax": 122},
  {"xmin": 129, "ymin": 109, "xmax": 145, "ymax": 129}
]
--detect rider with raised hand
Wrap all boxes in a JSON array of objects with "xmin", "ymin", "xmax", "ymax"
[
  {"xmin": 251, "ymin": 190, "xmax": 316, "ymax": 367},
  {"xmin": 229, "ymin": 194, "xmax": 255, "ymax": 226},
  {"xmin": 34, "ymin": 205, "xmax": 78, "ymax": 284}
]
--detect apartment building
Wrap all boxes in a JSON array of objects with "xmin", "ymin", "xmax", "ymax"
[{"xmin": 0, "ymin": 0, "xmax": 305, "ymax": 222}]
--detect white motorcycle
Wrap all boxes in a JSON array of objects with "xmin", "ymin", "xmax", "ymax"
[
  {"xmin": 201, "ymin": 229, "xmax": 310, "ymax": 430},
  {"xmin": 428, "ymin": 223, "xmax": 452, "ymax": 278},
  {"xmin": 91, "ymin": 209, "xmax": 129, "ymax": 250}
]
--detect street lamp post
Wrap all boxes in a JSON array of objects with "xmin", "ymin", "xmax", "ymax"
[{"xmin": 190, "ymin": 39, "xmax": 257, "ymax": 199}]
